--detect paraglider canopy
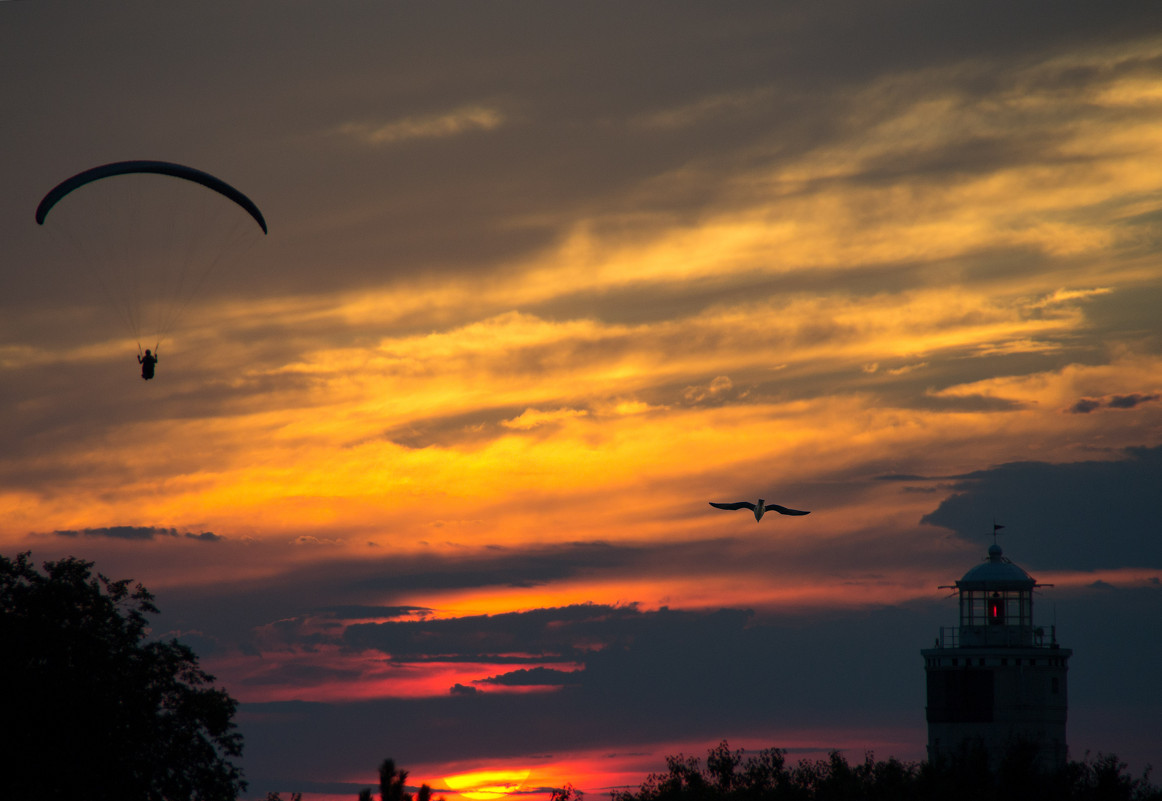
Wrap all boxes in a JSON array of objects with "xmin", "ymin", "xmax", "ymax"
[{"xmin": 36, "ymin": 160, "xmax": 268, "ymax": 234}]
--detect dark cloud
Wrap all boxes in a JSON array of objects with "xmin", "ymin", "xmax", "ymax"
[
  {"xmin": 1069, "ymin": 398, "xmax": 1104, "ymax": 414},
  {"xmin": 1064, "ymin": 282, "xmax": 1162, "ymax": 358},
  {"xmin": 51, "ymin": 525, "xmax": 221, "ymax": 542},
  {"xmin": 479, "ymin": 667, "xmax": 582, "ymax": 687},
  {"xmin": 846, "ymin": 126, "xmax": 1098, "ymax": 193},
  {"xmin": 343, "ymin": 603, "xmax": 653, "ymax": 662},
  {"xmin": 154, "ymin": 541, "xmax": 654, "ymax": 652},
  {"xmin": 186, "ymin": 531, "xmax": 224, "ymax": 542},
  {"xmin": 911, "ymin": 394, "xmax": 1027, "ymax": 413},
  {"xmin": 920, "ymin": 445, "xmax": 1162, "ymax": 570},
  {"xmin": 381, "ymin": 405, "xmax": 527, "ymax": 450},
  {"xmin": 1108, "ymin": 393, "xmax": 1160, "ymax": 409},
  {"xmin": 317, "ymin": 605, "xmax": 434, "ymax": 620},
  {"xmin": 1068, "ymin": 393, "xmax": 1160, "ymax": 413},
  {"xmin": 153, "ymin": 532, "xmax": 950, "ymax": 659},
  {"xmin": 346, "ymin": 542, "xmax": 648, "ymax": 595},
  {"xmin": 240, "ymin": 662, "xmax": 368, "ymax": 688}
]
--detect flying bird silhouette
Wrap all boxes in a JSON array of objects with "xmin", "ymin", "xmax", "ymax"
[{"xmin": 709, "ymin": 499, "xmax": 811, "ymax": 521}]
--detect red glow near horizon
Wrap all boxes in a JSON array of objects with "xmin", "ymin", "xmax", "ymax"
[
  {"xmin": 197, "ymin": 557, "xmax": 960, "ymax": 707},
  {"xmin": 212, "ymin": 646, "xmax": 581, "ymax": 703},
  {"xmin": 277, "ymin": 725, "xmax": 929, "ymax": 801}
]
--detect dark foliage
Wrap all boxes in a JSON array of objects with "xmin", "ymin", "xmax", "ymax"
[
  {"xmin": 611, "ymin": 740, "xmax": 1162, "ymax": 801},
  {"xmin": 552, "ymin": 784, "xmax": 585, "ymax": 801},
  {"xmin": 359, "ymin": 758, "xmax": 441, "ymax": 801},
  {"xmin": 0, "ymin": 552, "xmax": 245, "ymax": 801}
]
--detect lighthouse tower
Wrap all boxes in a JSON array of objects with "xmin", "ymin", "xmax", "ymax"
[{"xmin": 921, "ymin": 541, "xmax": 1072, "ymax": 769}]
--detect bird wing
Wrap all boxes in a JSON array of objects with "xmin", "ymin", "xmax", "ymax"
[
  {"xmin": 767, "ymin": 504, "xmax": 810, "ymax": 516},
  {"xmin": 709, "ymin": 501, "xmax": 756, "ymax": 511}
]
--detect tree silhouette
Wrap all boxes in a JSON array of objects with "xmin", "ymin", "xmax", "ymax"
[
  {"xmin": 611, "ymin": 740, "xmax": 1162, "ymax": 801},
  {"xmin": 382, "ymin": 759, "xmax": 410, "ymax": 801},
  {"xmin": 0, "ymin": 552, "xmax": 245, "ymax": 800},
  {"xmin": 550, "ymin": 783, "xmax": 585, "ymax": 801},
  {"xmin": 360, "ymin": 758, "xmax": 441, "ymax": 801}
]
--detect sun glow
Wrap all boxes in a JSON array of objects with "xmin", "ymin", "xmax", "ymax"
[{"xmin": 442, "ymin": 769, "xmax": 531, "ymax": 800}]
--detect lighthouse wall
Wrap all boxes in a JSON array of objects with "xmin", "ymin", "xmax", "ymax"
[{"xmin": 922, "ymin": 645, "xmax": 1071, "ymax": 769}]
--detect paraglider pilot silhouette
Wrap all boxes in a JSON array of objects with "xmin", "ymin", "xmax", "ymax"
[{"xmin": 137, "ymin": 347, "xmax": 158, "ymax": 380}]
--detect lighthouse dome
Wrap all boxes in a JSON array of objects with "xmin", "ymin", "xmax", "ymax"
[{"xmin": 956, "ymin": 543, "xmax": 1037, "ymax": 590}]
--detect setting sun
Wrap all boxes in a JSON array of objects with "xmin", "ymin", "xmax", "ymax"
[{"xmin": 443, "ymin": 770, "xmax": 531, "ymax": 801}]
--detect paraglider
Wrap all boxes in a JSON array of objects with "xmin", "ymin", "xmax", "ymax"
[
  {"xmin": 137, "ymin": 348, "xmax": 158, "ymax": 381},
  {"xmin": 36, "ymin": 160, "xmax": 267, "ymax": 378}
]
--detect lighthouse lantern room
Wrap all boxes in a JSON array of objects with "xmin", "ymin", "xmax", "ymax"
[{"xmin": 921, "ymin": 541, "xmax": 1072, "ymax": 769}]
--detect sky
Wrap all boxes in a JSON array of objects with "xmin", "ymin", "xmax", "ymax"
[{"xmin": 3, "ymin": 1, "xmax": 1162, "ymax": 797}]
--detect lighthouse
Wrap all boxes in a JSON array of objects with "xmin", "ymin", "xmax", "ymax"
[{"xmin": 921, "ymin": 540, "xmax": 1072, "ymax": 769}]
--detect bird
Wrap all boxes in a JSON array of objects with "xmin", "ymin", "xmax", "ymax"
[{"xmin": 709, "ymin": 499, "xmax": 810, "ymax": 521}]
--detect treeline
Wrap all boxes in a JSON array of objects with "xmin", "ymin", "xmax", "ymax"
[
  {"xmin": 259, "ymin": 743, "xmax": 1159, "ymax": 801},
  {"xmin": 609, "ymin": 740, "xmax": 1161, "ymax": 801}
]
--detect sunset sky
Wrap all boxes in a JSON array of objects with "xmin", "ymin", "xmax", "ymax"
[{"xmin": 4, "ymin": 2, "xmax": 1162, "ymax": 798}]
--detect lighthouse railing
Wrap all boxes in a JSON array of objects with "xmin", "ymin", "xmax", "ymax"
[
  {"xmin": 935, "ymin": 626, "xmax": 959, "ymax": 648},
  {"xmin": 935, "ymin": 624, "xmax": 1057, "ymax": 649}
]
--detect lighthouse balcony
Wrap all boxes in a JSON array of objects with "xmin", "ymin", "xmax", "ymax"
[{"xmin": 933, "ymin": 625, "xmax": 1060, "ymax": 649}]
